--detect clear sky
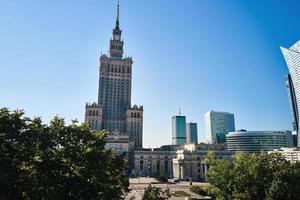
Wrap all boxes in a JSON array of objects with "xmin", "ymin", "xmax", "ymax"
[{"xmin": 1, "ymin": 0, "xmax": 300, "ymax": 147}]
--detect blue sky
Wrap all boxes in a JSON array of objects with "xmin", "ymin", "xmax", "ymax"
[{"xmin": 0, "ymin": 0, "xmax": 299, "ymax": 147}]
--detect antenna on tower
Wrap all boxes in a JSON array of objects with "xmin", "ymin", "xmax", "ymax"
[
  {"xmin": 179, "ymin": 106, "xmax": 182, "ymax": 115},
  {"xmin": 115, "ymin": 0, "xmax": 120, "ymax": 29}
]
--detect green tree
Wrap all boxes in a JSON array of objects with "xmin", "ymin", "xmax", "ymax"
[
  {"xmin": 0, "ymin": 108, "xmax": 129, "ymax": 200},
  {"xmin": 190, "ymin": 185, "xmax": 207, "ymax": 196},
  {"xmin": 205, "ymin": 159, "xmax": 234, "ymax": 200},
  {"xmin": 205, "ymin": 152, "xmax": 300, "ymax": 200},
  {"xmin": 142, "ymin": 184, "xmax": 172, "ymax": 200}
]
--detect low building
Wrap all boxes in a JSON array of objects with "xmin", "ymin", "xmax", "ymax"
[
  {"xmin": 172, "ymin": 149, "xmax": 233, "ymax": 181},
  {"xmin": 133, "ymin": 143, "xmax": 233, "ymax": 181},
  {"xmin": 133, "ymin": 149, "xmax": 175, "ymax": 178},
  {"xmin": 271, "ymin": 148, "xmax": 300, "ymax": 163},
  {"xmin": 226, "ymin": 130, "xmax": 293, "ymax": 153}
]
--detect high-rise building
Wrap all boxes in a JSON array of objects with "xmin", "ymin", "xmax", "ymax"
[
  {"xmin": 285, "ymin": 74, "xmax": 299, "ymax": 132},
  {"xmin": 186, "ymin": 122, "xmax": 198, "ymax": 144},
  {"xmin": 205, "ymin": 111, "xmax": 235, "ymax": 144},
  {"xmin": 84, "ymin": 2, "xmax": 143, "ymax": 149},
  {"xmin": 172, "ymin": 115, "xmax": 186, "ymax": 145},
  {"xmin": 281, "ymin": 41, "xmax": 300, "ymax": 147}
]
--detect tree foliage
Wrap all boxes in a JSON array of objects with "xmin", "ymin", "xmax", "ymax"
[
  {"xmin": 205, "ymin": 152, "xmax": 300, "ymax": 200},
  {"xmin": 190, "ymin": 185, "xmax": 207, "ymax": 196},
  {"xmin": 0, "ymin": 108, "xmax": 129, "ymax": 200},
  {"xmin": 142, "ymin": 184, "xmax": 172, "ymax": 200}
]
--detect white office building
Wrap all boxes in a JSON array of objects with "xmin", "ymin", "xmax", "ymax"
[
  {"xmin": 227, "ymin": 130, "xmax": 293, "ymax": 153},
  {"xmin": 205, "ymin": 111, "xmax": 235, "ymax": 144}
]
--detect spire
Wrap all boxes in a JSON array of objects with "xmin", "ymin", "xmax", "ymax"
[
  {"xmin": 115, "ymin": 0, "xmax": 120, "ymax": 29},
  {"xmin": 179, "ymin": 106, "xmax": 182, "ymax": 115}
]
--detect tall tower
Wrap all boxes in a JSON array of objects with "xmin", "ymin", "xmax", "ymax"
[
  {"xmin": 85, "ymin": 1, "xmax": 143, "ymax": 149},
  {"xmin": 172, "ymin": 110, "xmax": 187, "ymax": 145},
  {"xmin": 285, "ymin": 74, "xmax": 299, "ymax": 132},
  {"xmin": 281, "ymin": 40, "xmax": 300, "ymax": 147},
  {"xmin": 186, "ymin": 122, "xmax": 198, "ymax": 144}
]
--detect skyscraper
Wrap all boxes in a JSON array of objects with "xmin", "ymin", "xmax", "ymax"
[
  {"xmin": 84, "ymin": 2, "xmax": 143, "ymax": 149},
  {"xmin": 281, "ymin": 41, "xmax": 300, "ymax": 147},
  {"xmin": 285, "ymin": 74, "xmax": 298, "ymax": 132},
  {"xmin": 172, "ymin": 115, "xmax": 187, "ymax": 145},
  {"xmin": 186, "ymin": 122, "xmax": 198, "ymax": 144},
  {"xmin": 280, "ymin": 41, "xmax": 300, "ymax": 146},
  {"xmin": 205, "ymin": 111, "xmax": 235, "ymax": 144}
]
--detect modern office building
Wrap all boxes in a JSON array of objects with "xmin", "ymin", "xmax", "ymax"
[
  {"xmin": 281, "ymin": 40, "xmax": 300, "ymax": 147},
  {"xmin": 172, "ymin": 115, "xmax": 187, "ymax": 145},
  {"xmin": 186, "ymin": 122, "xmax": 198, "ymax": 144},
  {"xmin": 204, "ymin": 111, "xmax": 235, "ymax": 144},
  {"xmin": 226, "ymin": 130, "xmax": 293, "ymax": 153},
  {"xmin": 84, "ymin": 2, "xmax": 143, "ymax": 150}
]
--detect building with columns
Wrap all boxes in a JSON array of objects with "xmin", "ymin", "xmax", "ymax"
[
  {"xmin": 84, "ymin": 2, "xmax": 143, "ymax": 150},
  {"xmin": 133, "ymin": 143, "xmax": 233, "ymax": 181}
]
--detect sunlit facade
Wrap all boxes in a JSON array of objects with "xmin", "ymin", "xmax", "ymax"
[
  {"xmin": 226, "ymin": 130, "xmax": 293, "ymax": 153},
  {"xmin": 205, "ymin": 111, "xmax": 235, "ymax": 144},
  {"xmin": 281, "ymin": 40, "xmax": 300, "ymax": 147}
]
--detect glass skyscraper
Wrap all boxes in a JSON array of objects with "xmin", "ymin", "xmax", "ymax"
[
  {"xmin": 205, "ymin": 111, "xmax": 235, "ymax": 144},
  {"xmin": 186, "ymin": 122, "xmax": 198, "ymax": 144},
  {"xmin": 281, "ymin": 40, "xmax": 300, "ymax": 147},
  {"xmin": 285, "ymin": 74, "xmax": 299, "ymax": 132},
  {"xmin": 172, "ymin": 116, "xmax": 186, "ymax": 145}
]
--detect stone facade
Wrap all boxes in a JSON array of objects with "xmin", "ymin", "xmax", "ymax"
[
  {"xmin": 126, "ymin": 105, "xmax": 143, "ymax": 149},
  {"xmin": 84, "ymin": 2, "xmax": 143, "ymax": 150},
  {"xmin": 133, "ymin": 150, "xmax": 175, "ymax": 178},
  {"xmin": 133, "ymin": 144, "xmax": 234, "ymax": 181},
  {"xmin": 84, "ymin": 102, "xmax": 103, "ymax": 131},
  {"xmin": 173, "ymin": 149, "xmax": 232, "ymax": 181}
]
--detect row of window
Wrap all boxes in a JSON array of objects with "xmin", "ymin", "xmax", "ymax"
[
  {"xmin": 110, "ymin": 45, "xmax": 122, "ymax": 50},
  {"xmin": 88, "ymin": 110, "xmax": 99, "ymax": 116},
  {"xmin": 130, "ymin": 112, "xmax": 141, "ymax": 118}
]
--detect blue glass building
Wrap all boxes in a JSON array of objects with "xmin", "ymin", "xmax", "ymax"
[
  {"xmin": 172, "ymin": 116, "xmax": 186, "ymax": 145},
  {"xmin": 186, "ymin": 123, "xmax": 198, "ymax": 144}
]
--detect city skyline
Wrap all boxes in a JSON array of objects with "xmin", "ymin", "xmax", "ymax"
[{"xmin": 1, "ymin": 0, "xmax": 300, "ymax": 147}]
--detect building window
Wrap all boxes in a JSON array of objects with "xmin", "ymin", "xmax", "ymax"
[
  {"xmin": 165, "ymin": 161, "xmax": 168, "ymax": 173},
  {"xmin": 140, "ymin": 160, "xmax": 143, "ymax": 171}
]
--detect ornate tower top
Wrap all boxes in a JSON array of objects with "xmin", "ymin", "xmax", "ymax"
[
  {"xmin": 109, "ymin": 0, "xmax": 124, "ymax": 59},
  {"xmin": 112, "ymin": 0, "xmax": 121, "ymax": 41}
]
